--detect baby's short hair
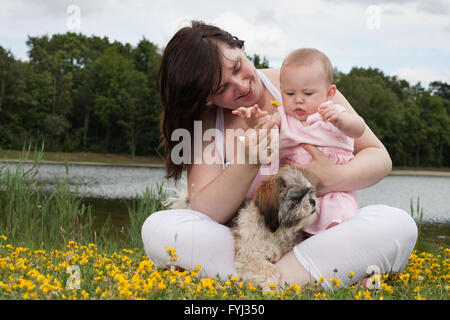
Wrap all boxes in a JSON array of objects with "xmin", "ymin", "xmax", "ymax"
[{"xmin": 282, "ymin": 48, "xmax": 334, "ymax": 85}]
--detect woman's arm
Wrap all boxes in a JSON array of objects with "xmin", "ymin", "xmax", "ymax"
[
  {"xmin": 188, "ymin": 161, "xmax": 260, "ymax": 224},
  {"xmin": 187, "ymin": 109, "xmax": 276, "ymax": 224},
  {"xmin": 288, "ymin": 89, "xmax": 392, "ymax": 195}
]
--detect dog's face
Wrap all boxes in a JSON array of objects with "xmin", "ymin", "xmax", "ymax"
[{"xmin": 253, "ymin": 165, "xmax": 318, "ymax": 233}]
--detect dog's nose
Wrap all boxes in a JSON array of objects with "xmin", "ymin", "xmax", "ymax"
[{"xmin": 309, "ymin": 199, "xmax": 316, "ymax": 207}]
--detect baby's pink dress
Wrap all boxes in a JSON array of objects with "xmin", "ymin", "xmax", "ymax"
[{"xmin": 246, "ymin": 103, "xmax": 358, "ymax": 235}]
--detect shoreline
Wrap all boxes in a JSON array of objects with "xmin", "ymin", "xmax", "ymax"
[{"xmin": 2, "ymin": 158, "xmax": 450, "ymax": 177}]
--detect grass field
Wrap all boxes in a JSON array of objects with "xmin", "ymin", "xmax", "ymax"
[
  {"xmin": 0, "ymin": 236, "xmax": 448, "ymax": 300},
  {"xmin": 0, "ymin": 149, "xmax": 163, "ymax": 166},
  {"xmin": 0, "ymin": 150, "xmax": 449, "ymax": 300}
]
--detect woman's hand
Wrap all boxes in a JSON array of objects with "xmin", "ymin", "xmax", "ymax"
[
  {"xmin": 236, "ymin": 116, "xmax": 278, "ymax": 166},
  {"xmin": 281, "ymin": 144, "xmax": 341, "ymax": 196}
]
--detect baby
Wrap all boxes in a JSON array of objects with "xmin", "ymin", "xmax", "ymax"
[{"xmin": 234, "ymin": 48, "xmax": 366, "ymax": 234}]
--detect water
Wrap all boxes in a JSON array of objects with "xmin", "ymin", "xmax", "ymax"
[
  {"xmin": 18, "ymin": 163, "xmax": 178, "ymax": 199},
  {"xmin": 3, "ymin": 162, "xmax": 449, "ymax": 248},
  {"xmin": 356, "ymin": 175, "xmax": 450, "ymax": 250},
  {"xmin": 357, "ymin": 175, "xmax": 450, "ymax": 224},
  {"xmin": 11, "ymin": 163, "xmax": 448, "ymax": 221}
]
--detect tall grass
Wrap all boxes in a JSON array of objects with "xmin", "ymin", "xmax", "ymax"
[
  {"xmin": 409, "ymin": 197, "xmax": 435, "ymax": 253},
  {"xmin": 0, "ymin": 146, "xmax": 166, "ymax": 252},
  {"xmin": 0, "ymin": 145, "xmax": 95, "ymax": 249}
]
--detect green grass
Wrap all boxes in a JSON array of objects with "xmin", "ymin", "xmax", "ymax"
[
  {"xmin": 0, "ymin": 147, "xmax": 448, "ymax": 300},
  {"xmin": 0, "ymin": 148, "xmax": 164, "ymax": 166}
]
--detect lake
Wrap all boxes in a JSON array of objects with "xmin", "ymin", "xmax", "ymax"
[{"xmin": 2, "ymin": 162, "xmax": 449, "ymax": 249}]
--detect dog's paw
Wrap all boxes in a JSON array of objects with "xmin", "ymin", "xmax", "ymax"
[
  {"xmin": 239, "ymin": 263, "xmax": 281, "ymax": 290},
  {"xmin": 260, "ymin": 270, "xmax": 282, "ymax": 291}
]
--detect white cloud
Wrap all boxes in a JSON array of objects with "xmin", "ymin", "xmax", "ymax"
[
  {"xmin": 0, "ymin": 0, "xmax": 449, "ymax": 85},
  {"xmin": 212, "ymin": 12, "xmax": 291, "ymax": 67},
  {"xmin": 392, "ymin": 67, "xmax": 450, "ymax": 86},
  {"xmin": 417, "ymin": 0, "xmax": 450, "ymax": 15}
]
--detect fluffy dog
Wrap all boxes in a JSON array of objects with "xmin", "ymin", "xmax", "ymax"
[
  {"xmin": 232, "ymin": 165, "xmax": 318, "ymax": 289},
  {"xmin": 163, "ymin": 165, "xmax": 318, "ymax": 288}
]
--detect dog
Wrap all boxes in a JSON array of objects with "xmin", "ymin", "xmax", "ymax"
[
  {"xmin": 163, "ymin": 165, "xmax": 318, "ymax": 289},
  {"xmin": 231, "ymin": 165, "xmax": 318, "ymax": 289}
]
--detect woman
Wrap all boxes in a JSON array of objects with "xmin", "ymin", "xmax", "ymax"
[{"xmin": 141, "ymin": 21, "xmax": 417, "ymax": 289}]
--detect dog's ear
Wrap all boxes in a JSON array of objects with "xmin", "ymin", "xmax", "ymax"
[{"xmin": 253, "ymin": 176, "xmax": 284, "ymax": 232}]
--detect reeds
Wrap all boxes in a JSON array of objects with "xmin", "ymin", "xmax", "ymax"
[{"xmin": 0, "ymin": 145, "xmax": 166, "ymax": 253}]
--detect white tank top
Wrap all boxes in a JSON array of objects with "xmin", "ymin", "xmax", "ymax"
[{"xmin": 214, "ymin": 69, "xmax": 281, "ymax": 169}]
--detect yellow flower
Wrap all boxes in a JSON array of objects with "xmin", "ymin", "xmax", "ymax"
[
  {"xmin": 381, "ymin": 283, "xmax": 393, "ymax": 294},
  {"xmin": 157, "ymin": 280, "xmax": 166, "ymax": 291},
  {"xmin": 292, "ymin": 283, "xmax": 302, "ymax": 292},
  {"xmin": 415, "ymin": 292, "xmax": 426, "ymax": 300},
  {"xmin": 270, "ymin": 99, "xmax": 281, "ymax": 107},
  {"xmin": 101, "ymin": 289, "xmax": 109, "ymax": 298},
  {"xmin": 329, "ymin": 277, "xmax": 333, "ymax": 285},
  {"xmin": 202, "ymin": 278, "xmax": 215, "ymax": 291},
  {"xmin": 165, "ymin": 246, "xmax": 179, "ymax": 262},
  {"xmin": 314, "ymin": 292, "xmax": 326, "ymax": 299},
  {"xmin": 355, "ymin": 290, "xmax": 372, "ymax": 300}
]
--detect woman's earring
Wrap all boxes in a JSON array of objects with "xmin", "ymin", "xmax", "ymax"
[{"xmin": 206, "ymin": 101, "xmax": 214, "ymax": 107}]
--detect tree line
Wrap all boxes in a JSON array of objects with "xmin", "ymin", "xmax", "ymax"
[
  {"xmin": 335, "ymin": 68, "xmax": 449, "ymax": 168},
  {"xmin": 0, "ymin": 33, "xmax": 448, "ymax": 167}
]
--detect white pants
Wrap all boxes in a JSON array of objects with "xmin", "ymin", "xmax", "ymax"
[{"xmin": 141, "ymin": 205, "xmax": 417, "ymax": 289}]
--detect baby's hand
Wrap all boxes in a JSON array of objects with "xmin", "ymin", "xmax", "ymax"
[
  {"xmin": 232, "ymin": 104, "xmax": 269, "ymax": 128},
  {"xmin": 318, "ymin": 101, "xmax": 345, "ymax": 129}
]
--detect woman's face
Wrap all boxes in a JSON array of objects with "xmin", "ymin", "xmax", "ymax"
[{"xmin": 209, "ymin": 42, "xmax": 262, "ymax": 110}]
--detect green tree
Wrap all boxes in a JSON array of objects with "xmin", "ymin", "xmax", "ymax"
[
  {"xmin": 247, "ymin": 54, "xmax": 270, "ymax": 68},
  {"xmin": 0, "ymin": 46, "xmax": 53, "ymax": 148},
  {"xmin": 336, "ymin": 67, "xmax": 403, "ymax": 163},
  {"xmin": 116, "ymin": 70, "xmax": 151, "ymax": 157},
  {"xmin": 131, "ymin": 38, "xmax": 162, "ymax": 155},
  {"xmin": 70, "ymin": 35, "xmax": 111, "ymax": 149},
  {"xmin": 92, "ymin": 46, "xmax": 128, "ymax": 150}
]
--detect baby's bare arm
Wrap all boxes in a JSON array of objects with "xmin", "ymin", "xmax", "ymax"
[
  {"xmin": 336, "ymin": 111, "xmax": 366, "ymax": 138},
  {"xmin": 319, "ymin": 103, "xmax": 365, "ymax": 138}
]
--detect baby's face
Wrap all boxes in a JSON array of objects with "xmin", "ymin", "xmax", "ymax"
[{"xmin": 280, "ymin": 61, "xmax": 331, "ymax": 122}]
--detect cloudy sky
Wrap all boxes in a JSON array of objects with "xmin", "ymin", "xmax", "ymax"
[{"xmin": 1, "ymin": 0, "xmax": 449, "ymax": 86}]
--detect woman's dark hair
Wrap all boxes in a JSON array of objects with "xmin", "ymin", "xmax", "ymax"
[{"xmin": 157, "ymin": 20, "xmax": 245, "ymax": 180}]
